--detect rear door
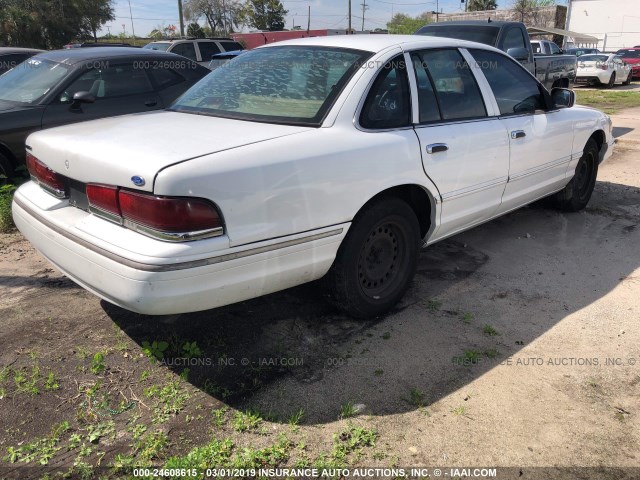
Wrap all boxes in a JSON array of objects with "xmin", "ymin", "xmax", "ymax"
[
  {"xmin": 408, "ymin": 48, "xmax": 510, "ymax": 240},
  {"xmin": 42, "ymin": 63, "xmax": 161, "ymax": 128},
  {"xmin": 469, "ymin": 49, "xmax": 574, "ymax": 214}
]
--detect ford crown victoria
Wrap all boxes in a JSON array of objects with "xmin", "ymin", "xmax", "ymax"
[{"xmin": 12, "ymin": 36, "xmax": 614, "ymax": 318}]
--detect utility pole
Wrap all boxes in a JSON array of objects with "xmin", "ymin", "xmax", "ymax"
[
  {"xmin": 360, "ymin": 0, "xmax": 368, "ymax": 31},
  {"xmin": 348, "ymin": 0, "xmax": 352, "ymax": 34},
  {"xmin": 436, "ymin": 0, "xmax": 439, "ymax": 22},
  {"xmin": 177, "ymin": 0, "xmax": 185, "ymax": 37},
  {"xmin": 307, "ymin": 5, "xmax": 310, "ymax": 32},
  {"xmin": 127, "ymin": 0, "xmax": 135, "ymax": 39}
]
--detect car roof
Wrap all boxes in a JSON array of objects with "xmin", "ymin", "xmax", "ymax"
[
  {"xmin": 30, "ymin": 47, "xmax": 187, "ymax": 65},
  {"xmin": 259, "ymin": 34, "xmax": 504, "ymax": 54},
  {"xmin": 421, "ymin": 20, "xmax": 513, "ymax": 27},
  {"xmin": 0, "ymin": 47, "xmax": 46, "ymax": 54}
]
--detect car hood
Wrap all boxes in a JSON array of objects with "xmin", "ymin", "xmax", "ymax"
[
  {"xmin": 0, "ymin": 100, "xmax": 37, "ymax": 113},
  {"xmin": 26, "ymin": 111, "xmax": 312, "ymax": 192}
]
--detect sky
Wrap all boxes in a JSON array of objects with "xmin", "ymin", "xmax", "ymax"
[{"xmin": 103, "ymin": 0, "xmax": 567, "ymax": 38}]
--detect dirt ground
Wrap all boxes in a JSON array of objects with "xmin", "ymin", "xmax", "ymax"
[{"xmin": 1, "ymin": 109, "xmax": 640, "ymax": 480}]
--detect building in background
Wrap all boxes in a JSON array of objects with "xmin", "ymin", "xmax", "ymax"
[{"xmin": 566, "ymin": 0, "xmax": 640, "ymax": 50}]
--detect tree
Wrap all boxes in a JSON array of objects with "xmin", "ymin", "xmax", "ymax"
[
  {"xmin": 0, "ymin": 0, "xmax": 114, "ymax": 48},
  {"xmin": 245, "ymin": 0, "xmax": 288, "ymax": 31},
  {"xmin": 467, "ymin": 0, "xmax": 497, "ymax": 11},
  {"xmin": 187, "ymin": 22, "xmax": 205, "ymax": 37},
  {"xmin": 184, "ymin": 0, "xmax": 246, "ymax": 36},
  {"xmin": 387, "ymin": 12, "xmax": 432, "ymax": 35},
  {"xmin": 512, "ymin": 0, "xmax": 556, "ymax": 25}
]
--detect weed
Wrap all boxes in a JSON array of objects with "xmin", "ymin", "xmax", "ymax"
[
  {"xmin": 381, "ymin": 332, "xmax": 391, "ymax": 340},
  {"xmin": 75, "ymin": 346, "xmax": 90, "ymax": 360},
  {"xmin": 0, "ymin": 184, "xmax": 17, "ymax": 233},
  {"xmin": 44, "ymin": 372, "xmax": 60, "ymax": 391},
  {"xmin": 135, "ymin": 430, "xmax": 169, "ymax": 461},
  {"xmin": 454, "ymin": 350, "xmax": 482, "ymax": 365},
  {"xmin": 339, "ymin": 401, "xmax": 357, "ymax": 419},
  {"xmin": 182, "ymin": 341, "xmax": 202, "ymax": 359},
  {"xmin": 145, "ymin": 380, "xmax": 190, "ymax": 424},
  {"xmin": 90, "ymin": 352, "xmax": 106, "ymax": 375},
  {"xmin": 332, "ymin": 425, "xmax": 377, "ymax": 461},
  {"xmin": 287, "ymin": 409, "xmax": 304, "ymax": 426},
  {"xmin": 426, "ymin": 299, "xmax": 442, "ymax": 311},
  {"xmin": 374, "ymin": 369, "xmax": 384, "ymax": 376},
  {"xmin": 3, "ymin": 421, "xmax": 70, "ymax": 465},
  {"xmin": 233, "ymin": 410, "xmax": 262, "ymax": 432},
  {"xmin": 142, "ymin": 340, "xmax": 169, "ymax": 361},
  {"xmin": 461, "ymin": 312, "xmax": 474, "ymax": 324},
  {"xmin": 67, "ymin": 433, "xmax": 82, "ymax": 451},
  {"xmin": 212, "ymin": 407, "xmax": 228, "ymax": 427},
  {"xmin": 140, "ymin": 370, "xmax": 150, "ymax": 381},
  {"xmin": 483, "ymin": 324, "xmax": 500, "ymax": 336},
  {"xmin": 405, "ymin": 387, "xmax": 426, "ymax": 407},
  {"xmin": 86, "ymin": 420, "xmax": 115, "ymax": 444},
  {"xmin": 451, "ymin": 406, "xmax": 468, "ymax": 416},
  {"xmin": 164, "ymin": 438, "xmax": 234, "ymax": 471},
  {"xmin": 232, "ymin": 434, "xmax": 291, "ymax": 468},
  {"xmin": 484, "ymin": 349, "xmax": 499, "ymax": 359},
  {"xmin": 14, "ymin": 364, "xmax": 40, "ymax": 395}
]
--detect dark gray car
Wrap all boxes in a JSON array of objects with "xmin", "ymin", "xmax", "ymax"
[
  {"xmin": 0, "ymin": 47, "xmax": 45, "ymax": 75},
  {"xmin": 0, "ymin": 47, "xmax": 209, "ymax": 180}
]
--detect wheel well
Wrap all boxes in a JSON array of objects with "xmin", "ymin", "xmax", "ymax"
[
  {"xmin": 358, "ymin": 185, "xmax": 433, "ymax": 239},
  {"xmin": 590, "ymin": 130, "xmax": 605, "ymax": 152}
]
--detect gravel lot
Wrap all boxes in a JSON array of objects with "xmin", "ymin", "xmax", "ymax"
[{"xmin": 0, "ymin": 109, "xmax": 639, "ymax": 479}]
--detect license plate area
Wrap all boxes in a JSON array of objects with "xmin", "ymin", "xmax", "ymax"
[{"xmin": 67, "ymin": 179, "xmax": 89, "ymax": 212}]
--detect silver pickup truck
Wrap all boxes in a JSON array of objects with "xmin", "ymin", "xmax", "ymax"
[{"xmin": 415, "ymin": 21, "xmax": 577, "ymax": 90}]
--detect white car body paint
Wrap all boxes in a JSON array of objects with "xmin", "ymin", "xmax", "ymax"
[{"xmin": 13, "ymin": 35, "xmax": 615, "ymax": 315}]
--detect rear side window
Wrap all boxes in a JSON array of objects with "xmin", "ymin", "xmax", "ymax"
[
  {"xmin": 360, "ymin": 56, "xmax": 411, "ymax": 130},
  {"xmin": 549, "ymin": 43, "xmax": 561, "ymax": 54},
  {"xmin": 412, "ymin": 49, "xmax": 486, "ymax": 122},
  {"xmin": 148, "ymin": 68, "xmax": 184, "ymax": 89},
  {"xmin": 197, "ymin": 41, "xmax": 221, "ymax": 60},
  {"xmin": 64, "ymin": 64, "xmax": 153, "ymax": 100},
  {"xmin": 470, "ymin": 49, "xmax": 545, "ymax": 115},
  {"xmin": 220, "ymin": 41, "xmax": 243, "ymax": 51},
  {"xmin": 171, "ymin": 43, "xmax": 198, "ymax": 61},
  {"xmin": 502, "ymin": 27, "xmax": 526, "ymax": 51}
]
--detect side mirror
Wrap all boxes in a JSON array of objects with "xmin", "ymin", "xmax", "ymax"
[
  {"xmin": 551, "ymin": 87, "xmax": 575, "ymax": 108},
  {"xmin": 507, "ymin": 47, "xmax": 530, "ymax": 62},
  {"xmin": 71, "ymin": 91, "xmax": 95, "ymax": 109}
]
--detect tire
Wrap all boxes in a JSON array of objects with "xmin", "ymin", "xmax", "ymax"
[
  {"xmin": 551, "ymin": 139, "xmax": 599, "ymax": 212},
  {"xmin": 623, "ymin": 72, "xmax": 632, "ymax": 86},
  {"xmin": 606, "ymin": 72, "xmax": 616, "ymax": 88},
  {"xmin": 0, "ymin": 152, "xmax": 14, "ymax": 186},
  {"xmin": 324, "ymin": 197, "xmax": 421, "ymax": 318}
]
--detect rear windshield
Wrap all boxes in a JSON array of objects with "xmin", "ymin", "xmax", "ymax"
[
  {"xmin": 143, "ymin": 43, "xmax": 171, "ymax": 52},
  {"xmin": 415, "ymin": 25, "xmax": 499, "ymax": 46},
  {"xmin": 616, "ymin": 49, "xmax": 640, "ymax": 58},
  {"xmin": 579, "ymin": 55, "xmax": 609, "ymax": 62},
  {"xmin": 171, "ymin": 46, "xmax": 372, "ymax": 126}
]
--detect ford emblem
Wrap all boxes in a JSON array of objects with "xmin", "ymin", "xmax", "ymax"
[{"xmin": 131, "ymin": 176, "xmax": 145, "ymax": 187}]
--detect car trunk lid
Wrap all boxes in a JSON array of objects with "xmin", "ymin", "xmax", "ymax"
[{"xmin": 26, "ymin": 110, "xmax": 312, "ymax": 192}]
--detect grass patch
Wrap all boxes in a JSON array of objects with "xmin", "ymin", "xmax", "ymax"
[
  {"xmin": 3, "ymin": 421, "xmax": 70, "ymax": 465},
  {"xmin": 483, "ymin": 324, "xmax": 500, "ymax": 336},
  {"xmin": 404, "ymin": 387, "xmax": 426, "ymax": 407},
  {"xmin": 575, "ymin": 89, "xmax": 640, "ymax": 114},
  {"xmin": 426, "ymin": 299, "xmax": 442, "ymax": 311},
  {"xmin": 339, "ymin": 401, "xmax": 357, "ymax": 419},
  {"xmin": 144, "ymin": 379, "xmax": 190, "ymax": 424},
  {"xmin": 0, "ymin": 183, "xmax": 17, "ymax": 233},
  {"xmin": 232, "ymin": 410, "xmax": 262, "ymax": 432}
]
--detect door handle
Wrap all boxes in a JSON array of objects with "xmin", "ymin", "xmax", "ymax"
[
  {"xmin": 144, "ymin": 100, "xmax": 158, "ymax": 107},
  {"xmin": 511, "ymin": 130, "xmax": 526, "ymax": 139},
  {"xmin": 426, "ymin": 143, "xmax": 448, "ymax": 154}
]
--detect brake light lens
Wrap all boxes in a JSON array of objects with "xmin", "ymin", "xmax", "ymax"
[
  {"xmin": 26, "ymin": 152, "xmax": 67, "ymax": 198},
  {"xmin": 600, "ymin": 63, "xmax": 608, "ymax": 70},
  {"xmin": 85, "ymin": 183, "xmax": 223, "ymax": 242}
]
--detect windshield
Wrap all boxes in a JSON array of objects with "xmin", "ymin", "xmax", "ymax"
[
  {"xmin": 143, "ymin": 43, "xmax": 171, "ymax": 52},
  {"xmin": 415, "ymin": 25, "xmax": 499, "ymax": 46},
  {"xmin": 0, "ymin": 58, "xmax": 70, "ymax": 104},
  {"xmin": 171, "ymin": 46, "xmax": 372, "ymax": 126},
  {"xmin": 616, "ymin": 49, "xmax": 640, "ymax": 59}
]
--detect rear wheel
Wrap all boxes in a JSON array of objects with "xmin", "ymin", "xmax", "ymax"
[
  {"xmin": 324, "ymin": 197, "xmax": 420, "ymax": 318},
  {"xmin": 623, "ymin": 71, "xmax": 632, "ymax": 86},
  {"xmin": 551, "ymin": 139, "xmax": 599, "ymax": 212},
  {"xmin": 606, "ymin": 72, "xmax": 616, "ymax": 88},
  {"xmin": 0, "ymin": 153, "xmax": 14, "ymax": 186}
]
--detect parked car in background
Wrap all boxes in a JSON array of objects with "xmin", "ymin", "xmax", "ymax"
[
  {"xmin": 530, "ymin": 40, "xmax": 564, "ymax": 55},
  {"xmin": 64, "ymin": 43, "xmax": 134, "ymax": 49},
  {"xmin": 143, "ymin": 38, "xmax": 244, "ymax": 67},
  {"xmin": 575, "ymin": 54, "xmax": 632, "ymax": 87},
  {"xmin": 0, "ymin": 48, "xmax": 209, "ymax": 181},
  {"xmin": 415, "ymin": 21, "xmax": 577, "ymax": 90},
  {"xmin": 13, "ymin": 36, "xmax": 613, "ymax": 317},
  {"xmin": 615, "ymin": 48, "xmax": 640, "ymax": 78},
  {"xmin": 0, "ymin": 47, "xmax": 45, "ymax": 75},
  {"xmin": 208, "ymin": 50, "xmax": 245, "ymax": 70},
  {"xmin": 565, "ymin": 47, "xmax": 601, "ymax": 57}
]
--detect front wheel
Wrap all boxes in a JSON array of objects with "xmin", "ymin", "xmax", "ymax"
[
  {"xmin": 623, "ymin": 71, "xmax": 632, "ymax": 86},
  {"xmin": 324, "ymin": 197, "xmax": 421, "ymax": 318},
  {"xmin": 606, "ymin": 72, "xmax": 616, "ymax": 88},
  {"xmin": 551, "ymin": 138, "xmax": 599, "ymax": 212}
]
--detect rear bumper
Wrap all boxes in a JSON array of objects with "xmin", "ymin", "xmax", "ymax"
[
  {"xmin": 13, "ymin": 186, "xmax": 347, "ymax": 315},
  {"xmin": 575, "ymin": 73, "xmax": 608, "ymax": 84}
]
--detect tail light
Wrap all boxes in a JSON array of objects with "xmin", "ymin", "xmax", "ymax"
[
  {"xmin": 26, "ymin": 152, "xmax": 67, "ymax": 198},
  {"xmin": 599, "ymin": 63, "xmax": 608, "ymax": 70},
  {"xmin": 86, "ymin": 183, "xmax": 223, "ymax": 242}
]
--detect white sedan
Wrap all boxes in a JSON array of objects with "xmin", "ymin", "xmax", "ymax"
[
  {"xmin": 13, "ymin": 35, "xmax": 614, "ymax": 318},
  {"xmin": 575, "ymin": 53, "xmax": 633, "ymax": 87}
]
